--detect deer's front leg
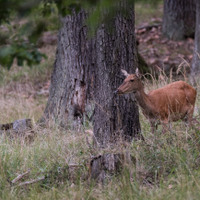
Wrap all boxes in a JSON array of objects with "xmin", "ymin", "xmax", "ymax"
[{"xmin": 149, "ymin": 120, "xmax": 158, "ymax": 134}]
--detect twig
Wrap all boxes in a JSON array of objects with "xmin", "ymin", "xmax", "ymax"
[
  {"xmin": 68, "ymin": 164, "xmax": 80, "ymax": 167},
  {"xmin": 17, "ymin": 176, "xmax": 45, "ymax": 187},
  {"xmin": 86, "ymin": 136, "xmax": 93, "ymax": 149},
  {"xmin": 12, "ymin": 169, "xmax": 31, "ymax": 184}
]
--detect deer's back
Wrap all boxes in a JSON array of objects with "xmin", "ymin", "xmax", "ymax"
[{"xmin": 147, "ymin": 81, "xmax": 196, "ymax": 121}]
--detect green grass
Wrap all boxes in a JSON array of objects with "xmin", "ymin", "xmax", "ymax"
[
  {"xmin": 0, "ymin": 65, "xmax": 200, "ymax": 199},
  {"xmin": 135, "ymin": 1, "xmax": 163, "ymax": 27},
  {"xmin": 1, "ymin": 119, "xmax": 200, "ymax": 199}
]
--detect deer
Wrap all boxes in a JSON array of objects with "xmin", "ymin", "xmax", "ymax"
[{"xmin": 115, "ymin": 68, "xmax": 197, "ymax": 133}]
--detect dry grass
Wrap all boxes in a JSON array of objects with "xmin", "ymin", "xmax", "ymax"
[
  {"xmin": 0, "ymin": 45, "xmax": 56, "ymax": 124},
  {"xmin": 1, "ymin": 3, "xmax": 200, "ymax": 197}
]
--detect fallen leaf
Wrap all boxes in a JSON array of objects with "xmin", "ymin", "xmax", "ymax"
[
  {"xmin": 160, "ymin": 39, "xmax": 168, "ymax": 44},
  {"xmin": 178, "ymin": 41, "xmax": 183, "ymax": 46},
  {"xmin": 149, "ymin": 58, "xmax": 157, "ymax": 65},
  {"xmin": 187, "ymin": 38, "xmax": 194, "ymax": 43},
  {"xmin": 154, "ymin": 35, "xmax": 159, "ymax": 39},
  {"xmin": 188, "ymin": 55, "xmax": 193, "ymax": 60},
  {"xmin": 137, "ymin": 28, "xmax": 146, "ymax": 34},
  {"xmin": 163, "ymin": 56, "xmax": 169, "ymax": 63},
  {"xmin": 151, "ymin": 27, "xmax": 157, "ymax": 32}
]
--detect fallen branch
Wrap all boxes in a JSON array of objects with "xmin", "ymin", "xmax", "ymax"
[
  {"xmin": 86, "ymin": 136, "xmax": 92, "ymax": 149},
  {"xmin": 17, "ymin": 176, "xmax": 45, "ymax": 187},
  {"xmin": 12, "ymin": 169, "xmax": 31, "ymax": 184}
]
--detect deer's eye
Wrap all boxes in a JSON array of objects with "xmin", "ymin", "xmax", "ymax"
[{"xmin": 130, "ymin": 79, "xmax": 134, "ymax": 82}]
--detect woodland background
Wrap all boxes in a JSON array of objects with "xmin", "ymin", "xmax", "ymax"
[{"xmin": 1, "ymin": 0, "xmax": 200, "ymax": 199}]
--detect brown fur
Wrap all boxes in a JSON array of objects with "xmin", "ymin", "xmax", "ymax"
[{"xmin": 116, "ymin": 69, "xmax": 197, "ymax": 133}]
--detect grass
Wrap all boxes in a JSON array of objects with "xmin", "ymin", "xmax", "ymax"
[
  {"xmin": 0, "ymin": 62, "xmax": 200, "ymax": 199},
  {"xmin": 0, "ymin": 45, "xmax": 56, "ymax": 124},
  {"xmin": 0, "ymin": 45, "xmax": 56, "ymax": 87},
  {"xmin": 1, "ymin": 125, "xmax": 200, "ymax": 199},
  {"xmin": 135, "ymin": 1, "xmax": 163, "ymax": 27}
]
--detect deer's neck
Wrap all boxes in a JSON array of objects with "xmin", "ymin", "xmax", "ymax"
[{"xmin": 134, "ymin": 87, "xmax": 152, "ymax": 112}]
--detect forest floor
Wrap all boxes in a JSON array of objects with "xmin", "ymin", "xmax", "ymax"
[
  {"xmin": 136, "ymin": 21, "xmax": 194, "ymax": 75},
  {"xmin": 1, "ymin": 2, "xmax": 200, "ymax": 200},
  {"xmin": 135, "ymin": 3, "xmax": 194, "ymax": 77}
]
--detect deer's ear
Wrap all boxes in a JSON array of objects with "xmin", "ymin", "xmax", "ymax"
[
  {"xmin": 135, "ymin": 68, "xmax": 141, "ymax": 79},
  {"xmin": 121, "ymin": 69, "xmax": 129, "ymax": 77}
]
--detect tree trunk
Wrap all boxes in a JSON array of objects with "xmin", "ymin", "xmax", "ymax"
[
  {"xmin": 40, "ymin": 2, "xmax": 141, "ymax": 148},
  {"xmin": 93, "ymin": 2, "xmax": 141, "ymax": 148},
  {"xmin": 40, "ymin": 11, "xmax": 93, "ymax": 128},
  {"xmin": 162, "ymin": 0, "xmax": 196, "ymax": 40},
  {"xmin": 191, "ymin": 0, "xmax": 200, "ymax": 79}
]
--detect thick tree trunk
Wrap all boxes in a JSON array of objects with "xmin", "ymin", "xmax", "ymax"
[
  {"xmin": 93, "ymin": 2, "xmax": 141, "ymax": 148},
  {"xmin": 191, "ymin": 0, "xmax": 200, "ymax": 79},
  {"xmin": 39, "ymin": 2, "xmax": 141, "ymax": 182},
  {"xmin": 40, "ymin": 2, "xmax": 141, "ymax": 147},
  {"xmin": 40, "ymin": 11, "xmax": 93, "ymax": 128},
  {"xmin": 162, "ymin": 0, "xmax": 196, "ymax": 40}
]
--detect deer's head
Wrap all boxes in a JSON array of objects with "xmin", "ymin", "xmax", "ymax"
[{"xmin": 115, "ymin": 68, "xmax": 142, "ymax": 95}]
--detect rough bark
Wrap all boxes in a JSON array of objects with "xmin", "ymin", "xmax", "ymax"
[
  {"xmin": 40, "ymin": 2, "xmax": 141, "ymax": 148},
  {"xmin": 162, "ymin": 0, "xmax": 196, "ymax": 40},
  {"xmin": 40, "ymin": 11, "xmax": 93, "ymax": 128},
  {"xmin": 93, "ymin": 2, "xmax": 141, "ymax": 148},
  {"xmin": 191, "ymin": 0, "xmax": 200, "ymax": 80},
  {"xmin": 38, "ymin": 3, "xmax": 141, "ymax": 183}
]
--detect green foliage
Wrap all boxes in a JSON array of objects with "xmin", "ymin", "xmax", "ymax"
[
  {"xmin": 0, "ymin": 44, "xmax": 47, "ymax": 69},
  {"xmin": 0, "ymin": 32, "xmax": 10, "ymax": 45},
  {"xmin": 0, "ymin": 0, "xmax": 162, "ymax": 69},
  {"xmin": 56, "ymin": 0, "xmax": 81, "ymax": 16},
  {"xmin": 42, "ymin": 2, "xmax": 53, "ymax": 17},
  {"xmin": 0, "ymin": 0, "xmax": 52, "ymax": 69}
]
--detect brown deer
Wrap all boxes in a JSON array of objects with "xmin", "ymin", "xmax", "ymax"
[{"xmin": 115, "ymin": 68, "xmax": 197, "ymax": 133}]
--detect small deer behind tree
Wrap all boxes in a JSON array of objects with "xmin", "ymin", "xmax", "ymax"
[{"xmin": 115, "ymin": 68, "xmax": 197, "ymax": 133}]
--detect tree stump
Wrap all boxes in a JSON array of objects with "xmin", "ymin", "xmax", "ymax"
[
  {"xmin": 89, "ymin": 152, "xmax": 136, "ymax": 183},
  {"xmin": 0, "ymin": 119, "xmax": 34, "ymax": 141}
]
